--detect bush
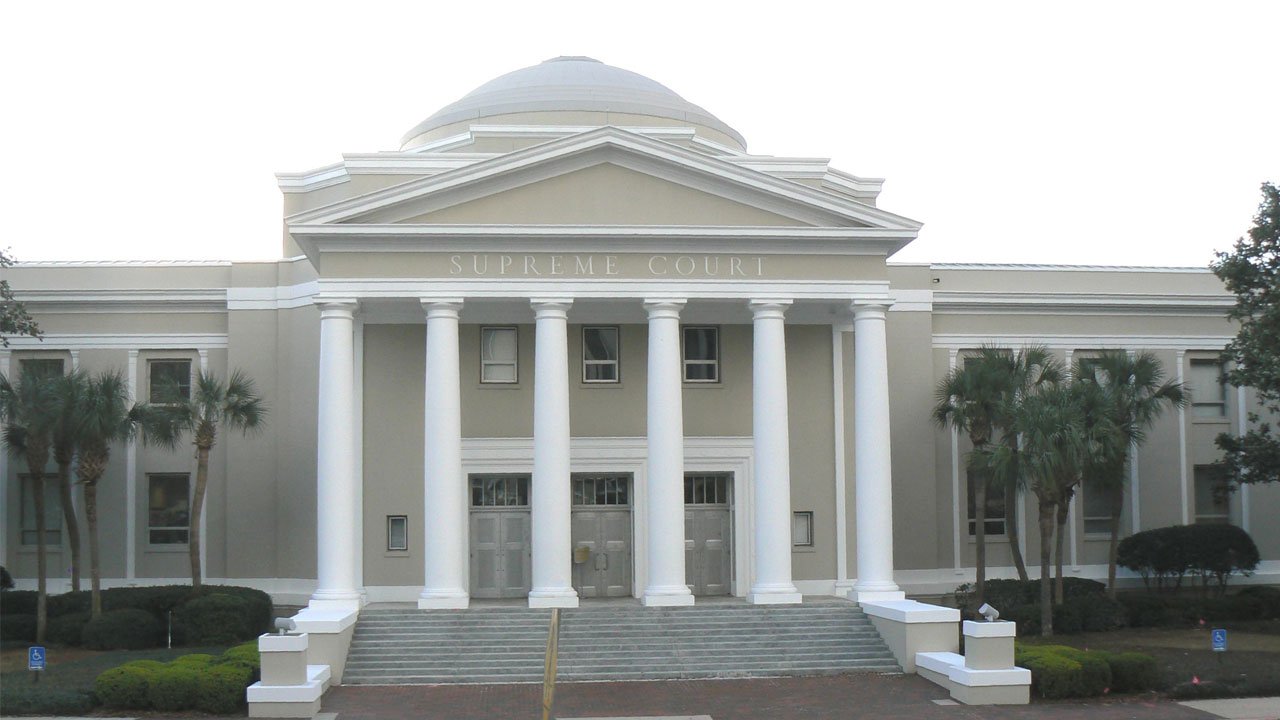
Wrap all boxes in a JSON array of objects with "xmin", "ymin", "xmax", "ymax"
[
  {"xmin": 47, "ymin": 590, "xmax": 90, "ymax": 617},
  {"xmin": 196, "ymin": 662, "xmax": 254, "ymax": 714},
  {"xmin": 1119, "ymin": 524, "xmax": 1259, "ymax": 593},
  {"xmin": 174, "ymin": 652, "xmax": 216, "ymax": 667},
  {"xmin": 148, "ymin": 664, "xmax": 201, "ymax": 712},
  {"xmin": 1119, "ymin": 594, "xmax": 1177, "ymax": 627},
  {"xmin": 82, "ymin": 608, "xmax": 163, "ymax": 650},
  {"xmin": 0, "ymin": 590, "xmax": 37, "ymax": 616},
  {"xmin": 95, "ymin": 664, "xmax": 156, "ymax": 709},
  {"xmin": 0, "ymin": 565, "xmax": 13, "ymax": 589},
  {"xmin": 1, "ymin": 613, "xmax": 36, "ymax": 641},
  {"xmin": 1077, "ymin": 595, "xmax": 1127, "ymax": 632},
  {"xmin": 956, "ymin": 577, "xmax": 1106, "ymax": 614},
  {"xmin": 1052, "ymin": 602, "xmax": 1085, "ymax": 634},
  {"xmin": 1119, "ymin": 591, "xmax": 1273, "ymax": 627},
  {"xmin": 1238, "ymin": 586, "xmax": 1280, "ymax": 619},
  {"xmin": 221, "ymin": 641, "xmax": 262, "ymax": 670},
  {"xmin": 173, "ymin": 592, "xmax": 266, "ymax": 645},
  {"xmin": 1105, "ymin": 652, "xmax": 1161, "ymax": 693},
  {"xmin": 1020, "ymin": 651, "xmax": 1085, "ymax": 699},
  {"xmin": 47, "ymin": 610, "xmax": 90, "ymax": 646},
  {"xmin": 0, "ymin": 686, "xmax": 95, "ymax": 716},
  {"xmin": 1052, "ymin": 646, "xmax": 1112, "ymax": 696}
]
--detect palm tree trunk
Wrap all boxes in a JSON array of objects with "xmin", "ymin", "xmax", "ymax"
[
  {"xmin": 32, "ymin": 472, "xmax": 48, "ymax": 643},
  {"xmin": 974, "ymin": 471, "xmax": 987, "ymax": 606},
  {"xmin": 190, "ymin": 445, "xmax": 210, "ymax": 590},
  {"xmin": 1055, "ymin": 497, "xmax": 1069, "ymax": 604},
  {"xmin": 85, "ymin": 481, "xmax": 102, "ymax": 618},
  {"xmin": 57, "ymin": 461, "xmax": 81, "ymax": 592},
  {"xmin": 1038, "ymin": 498, "xmax": 1055, "ymax": 637},
  {"xmin": 1107, "ymin": 494, "xmax": 1123, "ymax": 599},
  {"xmin": 1005, "ymin": 481, "xmax": 1029, "ymax": 581}
]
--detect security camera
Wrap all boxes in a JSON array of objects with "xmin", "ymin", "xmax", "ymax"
[
  {"xmin": 978, "ymin": 603, "xmax": 1000, "ymax": 622},
  {"xmin": 274, "ymin": 617, "xmax": 297, "ymax": 635}
]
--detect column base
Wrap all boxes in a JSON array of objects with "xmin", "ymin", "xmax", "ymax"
[
  {"xmin": 642, "ymin": 586, "xmax": 695, "ymax": 607},
  {"xmin": 747, "ymin": 583, "xmax": 803, "ymax": 605},
  {"xmin": 417, "ymin": 590, "xmax": 469, "ymax": 610},
  {"xmin": 528, "ymin": 588, "xmax": 579, "ymax": 608},
  {"xmin": 308, "ymin": 590, "xmax": 362, "ymax": 613},
  {"xmin": 834, "ymin": 579, "xmax": 857, "ymax": 596},
  {"xmin": 850, "ymin": 580, "xmax": 906, "ymax": 603}
]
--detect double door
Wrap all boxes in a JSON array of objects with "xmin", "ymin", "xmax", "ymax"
[
  {"xmin": 571, "ymin": 474, "xmax": 633, "ymax": 598},
  {"xmin": 685, "ymin": 473, "xmax": 733, "ymax": 596},
  {"xmin": 469, "ymin": 475, "xmax": 532, "ymax": 599}
]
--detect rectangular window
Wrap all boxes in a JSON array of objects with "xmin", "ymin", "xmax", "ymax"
[
  {"xmin": 966, "ymin": 469, "xmax": 1007, "ymax": 536},
  {"xmin": 685, "ymin": 473, "xmax": 731, "ymax": 505},
  {"xmin": 387, "ymin": 515, "xmax": 408, "ymax": 551},
  {"xmin": 148, "ymin": 474, "xmax": 190, "ymax": 544},
  {"xmin": 20, "ymin": 475, "xmax": 61, "ymax": 546},
  {"xmin": 469, "ymin": 475, "xmax": 531, "ymax": 507},
  {"xmin": 582, "ymin": 326, "xmax": 620, "ymax": 383},
  {"xmin": 792, "ymin": 511, "xmax": 814, "ymax": 547},
  {"xmin": 480, "ymin": 327, "xmax": 518, "ymax": 384},
  {"xmin": 1082, "ymin": 483, "xmax": 1116, "ymax": 535},
  {"xmin": 1190, "ymin": 359, "xmax": 1226, "ymax": 418},
  {"xmin": 571, "ymin": 474, "xmax": 630, "ymax": 506},
  {"xmin": 682, "ymin": 326, "xmax": 719, "ymax": 382},
  {"xmin": 149, "ymin": 359, "xmax": 192, "ymax": 403},
  {"xmin": 19, "ymin": 358, "xmax": 65, "ymax": 380},
  {"xmin": 1194, "ymin": 465, "xmax": 1230, "ymax": 524}
]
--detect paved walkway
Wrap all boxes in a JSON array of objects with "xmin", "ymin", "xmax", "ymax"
[{"xmin": 322, "ymin": 674, "xmax": 1219, "ymax": 719}]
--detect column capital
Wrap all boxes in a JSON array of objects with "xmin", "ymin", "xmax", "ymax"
[
  {"xmin": 643, "ymin": 298, "xmax": 687, "ymax": 319},
  {"xmin": 851, "ymin": 301, "xmax": 892, "ymax": 319},
  {"xmin": 421, "ymin": 299, "xmax": 463, "ymax": 318},
  {"xmin": 748, "ymin": 299, "xmax": 792, "ymax": 319},
  {"xmin": 315, "ymin": 297, "xmax": 359, "ymax": 317},
  {"xmin": 531, "ymin": 298, "xmax": 573, "ymax": 318}
]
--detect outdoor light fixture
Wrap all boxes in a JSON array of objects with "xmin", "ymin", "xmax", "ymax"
[
  {"xmin": 978, "ymin": 603, "xmax": 1000, "ymax": 622},
  {"xmin": 274, "ymin": 617, "xmax": 297, "ymax": 635}
]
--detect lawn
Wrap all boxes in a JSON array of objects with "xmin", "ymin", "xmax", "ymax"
[{"xmin": 1020, "ymin": 620, "xmax": 1280, "ymax": 698}]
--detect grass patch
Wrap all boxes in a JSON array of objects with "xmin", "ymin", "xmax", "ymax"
[{"xmin": 1020, "ymin": 621, "xmax": 1280, "ymax": 699}]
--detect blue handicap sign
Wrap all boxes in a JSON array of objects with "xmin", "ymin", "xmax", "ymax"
[
  {"xmin": 1212, "ymin": 628, "xmax": 1228, "ymax": 652},
  {"xmin": 28, "ymin": 646, "xmax": 46, "ymax": 671}
]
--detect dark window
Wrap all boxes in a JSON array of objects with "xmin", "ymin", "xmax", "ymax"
[
  {"xmin": 387, "ymin": 516, "xmax": 408, "ymax": 551},
  {"xmin": 149, "ymin": 360, "xmax": 192, "ymax": 402},
  {"xmin": 966, "ymin": 468, "xmax": 1007, "ymax": 536},
  {"xmin": 682, "ymin": 327, "xmax": 719, "ymax": 382},
  {"xmin": 582, "ymin": 327, "xmax": 620, "ymax": 383},
  {"xmin": 20, "ymin": 475, "xmax": 61, "ymax": 546},
  {"xmin": 148, "ymin": 474, "xmax": 190, "ymax": 544},
  {"xmin": 19, "ymin": 358, "xmax": 65, "ymax": 380},
  {"xmin": 572, "ymin": 475, "xmax": 630, "ymax": 506},
  {"xmin": 469, "ymin": 475, "xmax": 530, "ymax": 507}
]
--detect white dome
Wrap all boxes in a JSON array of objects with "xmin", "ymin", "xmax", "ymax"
[{"xmin": 401, "ymin": 56, "xmax": 746, "ymax": 150}]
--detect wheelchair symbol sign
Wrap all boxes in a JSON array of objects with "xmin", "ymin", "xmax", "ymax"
[
  {"xmin": 28, "ymin": 646, "xmax": 46, "ymax": 671},
  {"xmin": 1212, "ymin": 628, "xmax": 1227, "ymax": 652}
]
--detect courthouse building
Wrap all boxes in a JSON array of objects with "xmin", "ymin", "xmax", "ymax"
[{"xmin": 3, "ymin": 57, "xmax": 1277, "ymax": 609}]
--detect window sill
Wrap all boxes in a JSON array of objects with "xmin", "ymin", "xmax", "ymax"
[
  {"xmin": 1192, "ymin": 417, "xmax": 1230, "ymax": 425},
  {"xmin": 145, "ymin": 545, "xmax": 189, "ymax": 554},
  {"xmin": 16, "ymin": 545, "xmax": 64, "ymax": 553},
  {"xmin": 477, "ymin": 383, "xmax": 524, "ymax": 390},
  {"xmin": 383, "ymin": 551, "xmax": 410, "ymax": 558},
  {"xmin": 683, "ymin": 382, "xmax": 724, "ymax": 389},
  {"xmin": 579, "ymin": 381, "xmax": 625, "ymax": 390},
  {"xmin": 792, "ymin": 545, "xmax": 816, "ymax": 554}
]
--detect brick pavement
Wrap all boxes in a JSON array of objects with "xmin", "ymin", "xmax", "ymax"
[{"xmin": 322, "ymin": 673, "xmax": 1217, "ymax": 720}]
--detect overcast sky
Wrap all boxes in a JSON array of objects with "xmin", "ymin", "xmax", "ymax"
[{"xmin": 1, "ymin": 1, "xmax": 1276, "ymax": 267}]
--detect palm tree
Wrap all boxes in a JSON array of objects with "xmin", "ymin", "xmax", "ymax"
[
  {"xmin": 73, "ymin": 370, "xmax": 173, "ymax": 617},
  {"xmin": 49, "ymin": 369, "xmax": 88, "ymax": 592},
  {"xmin": 1077, "ymin": 351, "xmax": 1186, "ymax": 598},
  {"xmin": 151, "ymin": 369, "xmax": 266, "ymax": 589},
  {"xmin": 0, "ymin": 367, "xmax": 58, "ymax": 642}
]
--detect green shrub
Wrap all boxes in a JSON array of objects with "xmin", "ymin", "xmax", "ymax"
[
  {"xmin": 1078, "ymin": 595, "xmax": 1127, "ymax": 632},
  {"xmin": 221, "ymin": 641, "xmax": 262, "ymax": 669},
  {"xmin": 94, "ymin": 664, "xmax": 156, "ymax": 709},
  {"xmin": 102, "ymin": 585, "xmax": 197, "ymax": 619},
  {"xmin": 121, "ymin": 659, "xmax": 168, "ymax": 672},
  {"xmin": 0, "ymin": 612, "xmax": 36, "ymax": 641},
  {"xmin": 196, "ymin": 662, "xmax": 254, "ymax": 714},
  {"xmin": 1052, "ymin": 646, "xmax": 1112, "ymax": 695},
  {"xmin": 173, "ymin": 592, "xmax": 264, "ymax": 645},
  {"xmin": 1119, "ymin": 524, "xmax": 1260, "ymax": 593},
  {"xmin": 956, "ymin": 577, "xmax": 1106, "ymax": 614},
  {"xmin": 0, "ymin": 589, "xmax": 38, "ymax": 616},
  {"xmin": 1052, "ymin": 602, "xmax": 1085, "ymax": 634},
  {"xmin": 47, "ymin": 590, "xmax": 90, "ymax": 617},
  {"xmin": 1105, "ymin": 652, "xmax": 1161, "ymax": 692},
  {"xmin": 1021, "ymin": 652, "xmax": 1084, "ymax": 698},
  {"xmin": 47, "ymin": 610, "xmax": 90, "ymax": 646},
  {"xmin": 1238, "ymin": 586, "xmax": 1280, "ymax": 619},
  {"xmin": 82, "ymin": 608, "xmax": 163, "ymax": 650},
  {"xmin": 1119, "ymin": 594, "xmax": 1176, "ymax": 627},
  {"xmin": 174, "ymin": 652, "xmax": 216, "ymax": 666},
  {"xmin": 148, "ymin": 664, "xmax": 201, "ymax": 712},
  {"xmin": 0, "ymin": 686, "xmax": 95, "ymax": 716}
]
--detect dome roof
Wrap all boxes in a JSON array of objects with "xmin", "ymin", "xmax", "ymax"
[{"xmin": 401, "ymin": 56, "xmax": 746, "ymax": 150}]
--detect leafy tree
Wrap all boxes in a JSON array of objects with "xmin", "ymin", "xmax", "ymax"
[
  {"xmin": 0, "ymin": 367, "xmax": 58, "ymax": 641},
  {"xmin": 0, "ymin": 249, "xmax": 41, "ymax": 347},
  {"xmin": 152, "ymin": 369, "xmax": 266, "ymax": 588},
  {"xmin": 72, "ymin": 370, "xmax": 173, "ymax": 617},
  {"xmin": 1213, "ymin": 182, "xmax": 1280, "ymax": 486},
  {"xmin": 1075, "ymin": 351, "xmax": 1185, "ymax": 598}
]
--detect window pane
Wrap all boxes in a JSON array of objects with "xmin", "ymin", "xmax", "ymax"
[
  {"xmin": 1190, "ymin": 360, "xmax": 1226, "ymax": 417},
  {"xmin": 150, "ymin": 360, "xmax": 192, "ymax": 402},
  {"xmin": 482, "ymin": 363, "xmax": 517, "ymax": 383},
  {"xmin": 583, "ymin": 328, "xmax": 618, "ymax": 361},
  {"xmin": 1194, "ymin": 465, "xmax": 1229, "ymax": 522},
  {"xmin": 148, "ymin": 474, "xmax": 189, "ymax": 545},
  {"xmin": 684, "ymin": 328, "xmax": 717, "ymax": 361},
  {"xmin": 20, "ymin": 359, "xmax": 64, "ymax": 380},
  {"xmin": 966, "ymin": 469, "xmax": 1006, "ymax": 536},
  {"xmin": 792, "ymin": 511, "xmax": 813, "ymax": 546},
  {"xmin": 387, "ymin": 516, "xmax": 408, "ymax": 551},
  {"xmin": 481, "ymin": 328, "xmax": 516, "ymax": 362},
  {"xmin": 684, "ymin": 363, "xmax": 717, "ymax": 381}
]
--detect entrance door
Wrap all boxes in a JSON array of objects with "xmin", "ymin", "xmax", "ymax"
[
  {"xmin": 469, "ymin": 475, "xmax": 531, "ymax": 599},
  {"xmin": 684, "ymin": 473, "xmax": 732, "ymax": 596},
  {"xmin": 570, "ymin": 474, "xmax": 633, "ymax": 598}
]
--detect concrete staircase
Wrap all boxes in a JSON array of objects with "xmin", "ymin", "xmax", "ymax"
[{"xmin": 342, "ymin": 599, "xmax": 900, "ymax": 685}]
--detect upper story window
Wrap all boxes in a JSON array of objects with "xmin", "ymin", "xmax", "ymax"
[
  {"xmin": 19, "ymin": 358, "xmax": 65, "ymax": 380},
  {"xmin": 148, "ymin": 473, "xmax": 190, "ymax": 545},
  {"xmin": 682, "ymin": 326, "xmax": 719, "ymax": 383},
  {"xmin": 966, "ymin": 468, "xmax": 1006, "ymax": 537},
  {"xmin": 1190, "ymin": 359, "xmax": 1226, "ymax": 418},
  {"xmin": 582, "ymin": 327, "xmax": 619, "ymax": 383},
  {"xmin": 1194, "ymin": 465, "xmax": 1230, "ymax": 524},
  {"xmin": 480, "ymin": 327, "xmax": 518, "ymax": 384},
  {"xmin": 149, "ymin": 359, "xmax": 192, "ymax": 403}
]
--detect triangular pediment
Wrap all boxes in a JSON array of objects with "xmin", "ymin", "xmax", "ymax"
[{"xmin": 288, "ymin": 128, "xmax": 923, "ymax": 231}]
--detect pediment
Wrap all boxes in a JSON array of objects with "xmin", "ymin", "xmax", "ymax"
[{"xmin": 288, "ymin": 128, "xmax": 922, "ymax": 232}]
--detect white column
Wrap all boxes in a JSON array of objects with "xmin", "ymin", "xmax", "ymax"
[
  {"xmin": 1176, "ymin": 350, "xmax": 1189, "ymax": 524},
  {"xmin": 353, "ymin": 317, "xmax": 366, "ymax": 602},
  {"xmin": 529, "ymin": 299, "xmax": 578, "ymax": 608},
  {"xmin": 948, "ymin": 348, "xmax": 963, "ymax": 576},
  {"xmin": 311, "ymin": 299, "xmax": 360, "ymax": 610},
  {"xmin": 850, "ymin": 302, "xmax": 904, "ymax": 602},
  {"xmin": 419, "ymin": 300, "xmax": 468, "ymax": 609},
  {"xmin": 643, "ymin": 300, "xmax": 694, "ymax": 607},
  {"xmin": 126, "ymin": 349, "xmax": 138, "ymax": 582},
  {"xmin": 748, "ymin": 300, "xmax": 802, "ymax": 605},
  {"xmin": 833, "ymin": 324, "xmax": 854, "ymax": 595}
]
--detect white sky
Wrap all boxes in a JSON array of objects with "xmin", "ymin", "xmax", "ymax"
[{"xmin": 1, "ymin": 1, "xmax": 1276, "ymax": 266}]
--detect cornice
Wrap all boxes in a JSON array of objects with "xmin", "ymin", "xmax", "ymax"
[
  {"xmin": 931, "ymin": 262, "xmax": 1213, "ymax": 273},
  {"xmin": 15, "ymin": 289, "xmax": 228, "ymax": 314},
  {"xmin": 932, "ymin": 333, "xmax": 1231, "ymax": 352},
  {"xmin": 933, "ymin": 290, "xmax": 1232, "ymax": 315}
]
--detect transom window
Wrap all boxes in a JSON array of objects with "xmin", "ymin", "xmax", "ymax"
[
  {"xmin": 1190, "ymin": 359, "xmax": 1227, "ymax": 418},
  {"xmin": 19, "ymin": 358, "xmax": 65, "ymax": 380},
  {"xmin": 572, "ymin": 474, "xmax": 630, "ymax": 506},
  {"xmin": 470, "ymin": 475, "xmax": 530, "ymax": 507},
  {"xmin": 20, "ymin": 475, "xmax": 61, "ymax": 546},
  {"xmin": 682, "ymin": 326, "xmax": 719, "ymax": 383},
  {"xmin": 149, "ymin": 359, "xmax": 192, "ymax": 402},
  {"xmin": 480, "ymin": 327, "xmax": 518, "ymax": 384},
  {"xmin": 582, "ymin": 327, "xmax": 620, "ymax": 383},
  {"xmin": 684, "ymin": 473, "xmax": 730, "ymax": 505},
  {"xmin": 148, "ymin": 473, "xmax": 190, "ymax": 545}
]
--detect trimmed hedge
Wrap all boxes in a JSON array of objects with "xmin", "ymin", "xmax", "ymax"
[
  {"xmin": 0, "ymin": 589, "xmax": 38, "ymax": 615},
  {"xmin": 148, "ymin": 664, "xmax": 201, "ymax": 712},
  {"xmin": 1016, "ymin": 643, "xmax": 1156, "ymax": 698},
  {"xmin": 0, "ymin": 686, "xmax": 95, "ymax": 716},
  {"xmin": 955, "ymin": 577, "xmax": 1107, "ymax": 612},
  {"xmin": 95, "ymin": 664, "xmax": 155, "ymax": 710},
  {"xmin": 173, "ymin": 592, "xmax": 268, "ymax": 645},
  {"xmin": 1119, "ymin": 591, "xmax": 1276, "ymax": 627},
  {"xmin": 1119, "ymin": 524, "xmax": 1259, "ymax": 593},
  {"xmin": 47, "ymin": 610, "xmax": 90, "ymax": 646},
  {"xmin": 82, "ymin": 608, "xmax": 163, "ymax": 650},
  {"xmin": 992, "ymin": 595, "xmax": 1127, "ymax": 636},
  {"xmin": 1103, "ymin": 651, "xmax": 1161, "ymax": 693},
  {"xmin": 91, "ymin": 645, "xmax": 259, "ymax": 714},
  {"xmin": 0, "ymin": 612, "xmax": 36, "ymax": 641},
  {"xmin": 197, "ymin": 663, "xmax": 255, "ymax": 714}
]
